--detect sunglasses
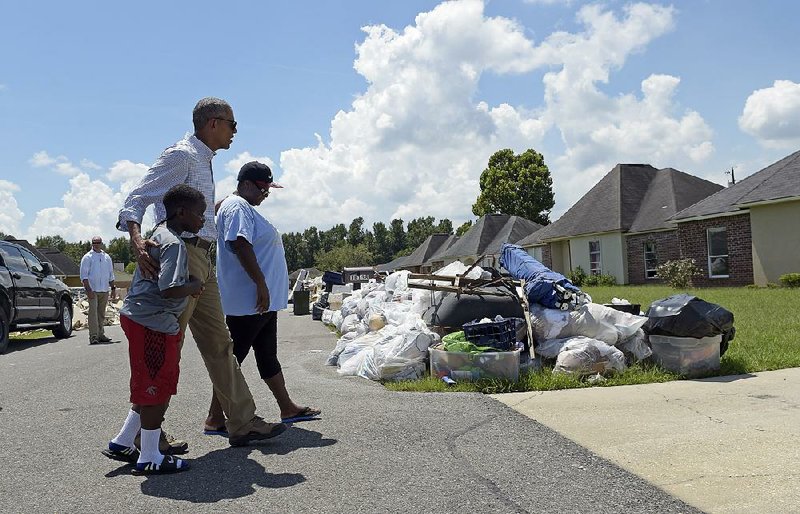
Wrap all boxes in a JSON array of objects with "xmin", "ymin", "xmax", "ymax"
[
  {"xmin": 214, "ymin": 117, "xmax": 237, "ymax": 130},
  {"xmin": 253, "ymin": 181, "xmax": 271, "ymax": 197}
]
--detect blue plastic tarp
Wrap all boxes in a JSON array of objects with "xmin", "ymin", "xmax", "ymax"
[{"xmin": 499, "ymin": 243, "xmax": 583, "ymax": 309}]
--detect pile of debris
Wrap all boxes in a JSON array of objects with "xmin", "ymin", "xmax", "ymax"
[
  {"xmin": 308, "ymin": 244, "xmax": 735, "ymax": 383},
  {"xmin": 70, "ymin": 288, "xmax": 122, "ymax": 331}
]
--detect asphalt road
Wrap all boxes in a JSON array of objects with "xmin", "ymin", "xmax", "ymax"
[{"xmin": 0, "ymin": 311, "xmax": 700, "ymax": 513}]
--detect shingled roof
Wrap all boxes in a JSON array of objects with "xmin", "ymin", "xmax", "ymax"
[
  {"xmin": 437, "ymin": 214, "xmax": 542, "ymax": 260},
  {"xmin": 402, "ymin": 233, "xmax": 453, "ymax": 268},
  {"xmin": 517, "ymin": 164, "xmax": 723, "ymax": 245},
  {"xmin": 375, "ymin": 254, "xmax": 410, "ymax": 272},
  {"xmin": 672, "ymin": 149, "xmax": 800, "ymax": 221},
  {"xmin": 37, "ymin": 247, "xmax": 81, "ymax": 276},
  {"xmin": 422, "ymin": 234, "xmax": 459, "ymax": 265}
]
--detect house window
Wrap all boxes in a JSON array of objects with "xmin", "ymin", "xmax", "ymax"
[
  {"xmin": 644, "ymin": 241, "xmax": 658, "ymax": 279},
  {"xmin": 707, "ymin": 227, "xmax": 729, "ymax": 278},
  {"xmin": 589, "ymin": 240, "xmax": 601, "ymax": 275}
]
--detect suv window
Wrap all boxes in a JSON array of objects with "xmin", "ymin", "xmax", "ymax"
[
  {"xmin": 0, "ymin": 246, "xmax": 29, "ymax": 272},
  {"xmin": 18, "ymin": 247, "xmax": 45, "ymax": 274}
]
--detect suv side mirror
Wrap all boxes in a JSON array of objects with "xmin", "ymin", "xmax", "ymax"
[{"xmin": 41, "ymin": 262, "xmax": 53, "ymax": 276}]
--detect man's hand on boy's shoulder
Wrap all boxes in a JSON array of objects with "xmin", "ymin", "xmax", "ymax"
[{"xmin": 131, "ymin": 235, "xmax": 160, "ymax": 279}]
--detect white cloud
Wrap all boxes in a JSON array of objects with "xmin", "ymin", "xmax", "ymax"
[
  {"xmin": 739, "ymin": 80, "xmax": 800, "ymax": 148},
  {"xmin": 523, "ymin": 0, "xmax": 573, "ymax": 5},
  {"xmin": 269, "ymin": 0, "xmax": 710, "ymax": 233},
  {"xmin": 29, "ymin": 151, "xmax": 83, "ymax": 176},
  {"xmin": 0, "ymin": 180, "xmax": 24, "ymax": 236},
  {"xmin": 25, "ymin": 172, "xmax": 128, "ymax": 242},
  {"xmin": 80, "ymin": 158, "xmax": 102, "ymax": 170},
  {"xmin": 105, "ymin": 159, "xmax": 149, "ymax": 195}
]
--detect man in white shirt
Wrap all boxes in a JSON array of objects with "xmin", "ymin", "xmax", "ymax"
[
  {"xmin": 117, "ymin": 97, "xmax": 286, "ymax": 450},
  {"xmin": 79, "ymin": 236, "xmax": 116, "ymax": 345}
]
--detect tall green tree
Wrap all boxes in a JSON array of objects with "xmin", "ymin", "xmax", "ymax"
[
  {"xmin": 282, "ymin": 232, "xmax": 303, "ymax": 272},
  {"xmin": 347, "ymin": 217, "xmax": 365, "ymax": 246},
  {"xmin": 472, "ymin": 148, "xmax": 555, "ymax": 225},
  {"xmin": 406, "ymin": 216, "xmax": 436, "ymax": 249},
  {"xmin": 315, "ymin": 244, "xmax": 373, "ymax": 272},
  {"xmin": 456, "ymin": 220, "xmax": 473, "ymax": 236},
  {"xmin": 302, "ymin": 227, "xmax": 321, "ymax": 268},
  {"xmin": 106, "ymin": 236, "xmax": 132, "ymax": 265},
  {"xmin": 370, "ymin": 222, "xmax": 392, "ymax": 264},
  {"xmin": 35, "ymin": 235, "xmax": 67, "ymax": 251},
  {"xmin": 388, "ymin": 218, "xmax": 406, "ymax": 257},
  {"xmin": 320, "ymin": 223, "xmax": 347, "ymax": 252},
  {"xmin": 436, "ymin": 218, "xmax": 453, "ymax": 235},
  {"xmin": 62, "ymin": 241, "xmax": 91, "ymax": 265}
]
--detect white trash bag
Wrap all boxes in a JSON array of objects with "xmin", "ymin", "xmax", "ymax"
[{"xmin": 553, "ymin": 337, "xmax": 626, "ymax": 375}]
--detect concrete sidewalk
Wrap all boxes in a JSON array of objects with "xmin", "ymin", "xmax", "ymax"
[{"xmin": 493, "ymin": 368, "xmax": 800, "ymax": 514}]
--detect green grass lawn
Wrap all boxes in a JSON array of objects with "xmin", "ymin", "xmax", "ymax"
[
  {"xmin": 385, "ymin": 285, "xmax": 800, "ymax": 393},
  {"xmin": 10, "ymin": 329, "xmax": 53, "ymax": 340}
]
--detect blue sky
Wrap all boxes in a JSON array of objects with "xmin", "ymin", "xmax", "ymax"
[{"xmin": 1, "ymin": 0, "xmax": 799, "ymax": 242}]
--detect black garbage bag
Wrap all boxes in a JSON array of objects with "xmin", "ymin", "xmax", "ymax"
[{"xmin": 644, "ymin": 294, "xmax": 735, "ymax": 356}]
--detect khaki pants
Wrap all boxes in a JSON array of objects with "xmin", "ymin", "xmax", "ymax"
[
  {"xmin": 88, "ymin": 292, "xmax": 109, "ymax": 340},
  {"xmin": 178, "ymin": 244, "xmax": 256, "ymax": 434}
]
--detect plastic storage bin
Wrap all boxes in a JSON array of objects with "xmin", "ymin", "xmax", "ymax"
[
  {"xmin": 430, "ymin": 347, "xmax": 520, "ymax": 381},
  {"xmin": 461, "ymin": 318, "xmax": 516, "ymax": 351},
  {"xmin": 649, "ymin": 334, "xmax": 721, "ymax": 377}
]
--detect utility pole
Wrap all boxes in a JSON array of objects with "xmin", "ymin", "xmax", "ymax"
[{"xmin": 725, "ymin": 167, "xmax": 736, "ymax": 187}]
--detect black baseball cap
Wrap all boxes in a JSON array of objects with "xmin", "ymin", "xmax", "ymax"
[{"xmin": 237, "ymin": 161, "xmax": 283, "ymax": 188}]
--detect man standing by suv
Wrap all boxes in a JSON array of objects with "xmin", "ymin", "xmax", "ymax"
[
  {"xmin": 80, "ymin": 236, "xmax": 115, "ymax": 345},
  {"xmin": 117, "ymin": 97, "xmax": 286, "ymax": 450}
]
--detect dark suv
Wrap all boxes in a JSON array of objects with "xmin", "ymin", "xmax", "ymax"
[{"xmin": 0, "ymin": 240, "xmax": 74, "ymax": 353}]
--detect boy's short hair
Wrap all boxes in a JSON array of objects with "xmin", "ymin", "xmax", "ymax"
[{"xmin": 163, "ymin": 184, "xmax": 206, "ymax": 216}]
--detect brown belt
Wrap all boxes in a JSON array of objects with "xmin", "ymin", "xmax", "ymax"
[{"xmin": 181, "ymin": 236, "xmax": 213, "ymax": 251}]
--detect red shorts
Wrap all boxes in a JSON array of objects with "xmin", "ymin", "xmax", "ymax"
[{"xmin": 120, "ymin": 315, "xmax": 181, "ymax": 405}]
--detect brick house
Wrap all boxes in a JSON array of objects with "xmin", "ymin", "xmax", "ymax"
[
  {"xmin": 671, "ymin": 149, "xmax": 800, "ymax": 286},
  {"xmin": 516, "ymin": 164, "xmax": 723, "ymax": 284}
]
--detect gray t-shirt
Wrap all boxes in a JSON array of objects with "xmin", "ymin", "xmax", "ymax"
[{"xmin": 120, "ymin": 225, "xmax": 189, "ymax": 334}]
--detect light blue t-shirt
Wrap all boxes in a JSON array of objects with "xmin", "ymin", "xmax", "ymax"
[
  {"xmin": 120, "ymin": 225, "xmax": 189, "ymax": 334},
  {"xmin": 216, "ymin": 195, "xmax": 289, "ymax": 316}
]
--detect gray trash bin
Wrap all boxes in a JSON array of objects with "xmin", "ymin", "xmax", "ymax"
[{"xmin": 293, "ymin": 290, "xmax": 310, "ymax": 315}]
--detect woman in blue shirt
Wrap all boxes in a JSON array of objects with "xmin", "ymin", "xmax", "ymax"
[{"xmin": 206, "ymin": 162, "xmax": 320, "ymax": 433}]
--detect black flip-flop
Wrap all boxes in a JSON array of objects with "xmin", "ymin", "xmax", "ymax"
[{"xmin": 281, "ymin": 407, "xmax": 322, "ymax": 424}]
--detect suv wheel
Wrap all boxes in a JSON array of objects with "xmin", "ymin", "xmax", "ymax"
[
  {"xmin": 52, "ymin": 299, "xmax": 73, "ymax": 339},
  {"xmin": 0, "ymin": 307, "xmax": 9, "ymax": 354}
]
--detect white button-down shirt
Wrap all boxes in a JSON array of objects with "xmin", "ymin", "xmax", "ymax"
[
  {"xmin": 79, "ymin": 250, "xmax": 115, "ymax": 292},
  {"xmin": 118, "ymin": 134, "xmax": 217, "ymax": 242}
]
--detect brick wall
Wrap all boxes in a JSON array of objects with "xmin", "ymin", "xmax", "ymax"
[
  {"xmin": 677, "ymin": 213, "xmax": 752, "ymax": 287},
  {"xmin": 625, "ymin": 230, "xmax": 681, "ymax": 284}
]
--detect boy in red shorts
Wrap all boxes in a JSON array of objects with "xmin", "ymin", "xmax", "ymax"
[{"xmin": 102, "ymin": 184, "xmax": 205, "ymax": 474}]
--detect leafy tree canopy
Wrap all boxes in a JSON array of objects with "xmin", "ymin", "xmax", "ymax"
[
  {"xmin": 472, "ymin": 148, "xmax": 555, "ymax": 225},
  {"xmin": 456, "ymin": 220, "xmax": 473, "ymax": 236},
  {"xmin": 315, "ymin": 244, "xmax": 373, "ymax": 272},
  {"xmin": 35, "ymin": 235, "xmax": 67, "ymax": 251}
]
